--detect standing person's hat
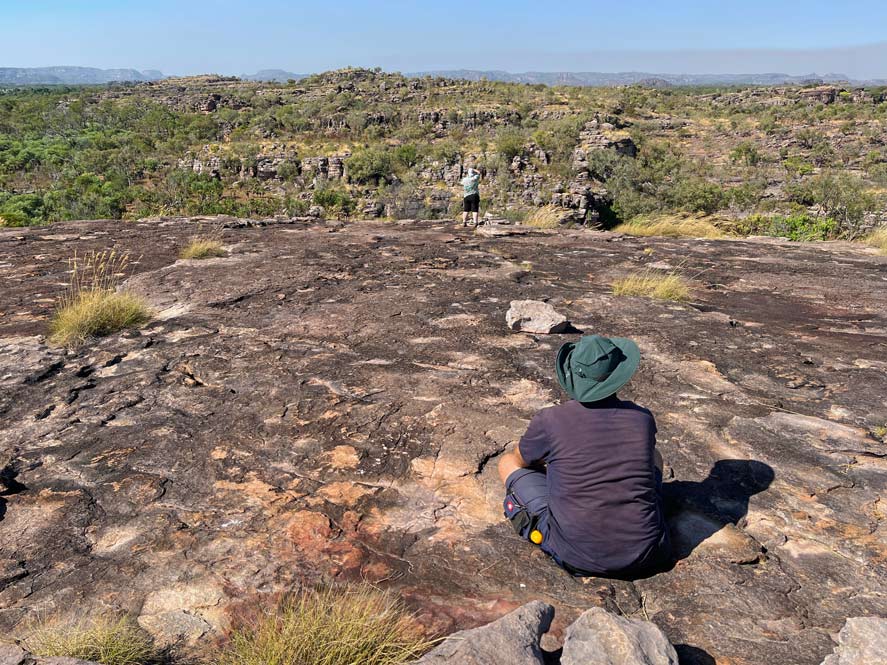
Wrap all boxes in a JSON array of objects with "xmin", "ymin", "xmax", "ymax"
[{"xmin": 555, "ymin": 334, "xmax": 641, "ymax": 402}]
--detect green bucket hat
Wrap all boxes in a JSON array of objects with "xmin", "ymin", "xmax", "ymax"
[{"xmin": 555, "ymin": 334, "xmax": 641, "ymax": 402}]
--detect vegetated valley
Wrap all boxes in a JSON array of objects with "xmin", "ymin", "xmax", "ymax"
[{"xmin": 1, "ymin": 68, "xmax": 885, "ymax": 239}]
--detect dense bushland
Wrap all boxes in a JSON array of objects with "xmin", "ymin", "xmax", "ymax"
[{"xmin": 1, "ymin": 71, "xmax": 884, "ymax": 238}]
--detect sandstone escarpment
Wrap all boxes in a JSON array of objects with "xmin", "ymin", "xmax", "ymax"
[{"xmin": 0, "ymin": 217, "xmax": 885, "ymax": 663}]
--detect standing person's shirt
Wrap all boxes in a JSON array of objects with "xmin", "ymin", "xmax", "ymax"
[
  {"xmin": 518, "ymin": 396, "xmax": 667, "ymax": 575},
  {"xmin": 462, "ymin": 173, "xmax": 480, "ymax": 196}
]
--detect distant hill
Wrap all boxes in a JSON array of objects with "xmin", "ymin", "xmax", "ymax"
[
  {"xmin": 240, "ymin": 69, "xmax": 306, "ymax": 82},
  {"xmin": 0, "ymin": 67, "xmax": 164, "ymax": 85},
  {"xmin": 406, "ymin": 70, "xmax": 860, "ymax": 87}
]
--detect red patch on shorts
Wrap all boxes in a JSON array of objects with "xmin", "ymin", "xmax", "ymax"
[{"xmin": 506, "ymin": 501, "xmax": 514, "ymax": 511}]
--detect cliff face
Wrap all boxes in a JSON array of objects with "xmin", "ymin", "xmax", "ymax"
[{"xmin": 1, "ymin": 217, "xmax": 886, "ymax": 664}]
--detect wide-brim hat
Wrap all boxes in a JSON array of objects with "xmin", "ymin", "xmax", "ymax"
[{"xmin": 555, "ymin": 334, "xmax": 641, "ymax": 402}]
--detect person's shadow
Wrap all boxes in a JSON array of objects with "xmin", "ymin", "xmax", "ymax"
[
  {"xmin": 661, "ymin": 459, "xmax": 775, "ymax": 560},
  {"xmin": 0, "ymin": 464, "xmax": 27, "ymax": 522}
]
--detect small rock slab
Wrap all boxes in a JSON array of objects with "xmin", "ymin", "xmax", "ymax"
[
  {"xmin": 0, "ymin": 645, "xmax": 27, "ymax": 665},
  {"xmin": 475, "ymin": 225, "xmax": 537, "ymax": 237},
  {"xmin": 416, "ymin": 600, "xmax": 554, "ymax": 665},
  {"xmin": 506, "ymin": 300, "xmax": 570, "ymax": 334},
  {"xmin": 821, "ymin": 617, "xmax": 887, "ymax": 665},
  {"xmin": 560, "ymin": 607, "xmax": 679, "ymax": 665},
  {"xmin": 0, "ymin": 646, "xmax": 100, "ymax": 665}
]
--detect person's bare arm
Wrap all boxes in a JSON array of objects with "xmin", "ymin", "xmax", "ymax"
[{"xmin": 497, "ymin": 445, "xmax": 530, "ymax": 484}]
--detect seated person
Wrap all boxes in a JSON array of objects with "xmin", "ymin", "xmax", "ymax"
[{"xmin": 498, "ymin": 334, "xmax": 671, "ymax": 578}]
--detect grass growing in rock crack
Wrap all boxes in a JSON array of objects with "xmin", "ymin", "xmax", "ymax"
[
  {"xmin": 864, "ymin": 228, "xmax": 887, "ymax": 255},
  {"xmin": 523, "ymin": 205, "xmax": 564, "ymax": 229},
  {"xmin": 180, "ymin": 238, "xmax": 226, "ymax": 259},
  {"xmin": 180, "ymin": 223, "xmax": 227, "ymax": 259},
  {"xmin": 21, "ymin": 615, "xmax": 162, "ymax": 665},
  {"xmin": 614, "ymin": 213, "xmax": 725, "ymax": 239},
  {"xmin": 216, "ymin": 586, "xmax": 432, "ymax": 665},
  {"xmin": 48, "ymin": 250, "xmax": 150, "ymax": 347},
  {"xmin": 612, "ymin": 269, "xmax": 692, "ymax": 301}
]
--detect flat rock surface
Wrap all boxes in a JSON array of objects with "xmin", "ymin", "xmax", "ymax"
[{"xmin": 1, "ymin": 218, "xmax": 886, "ymax": 664}]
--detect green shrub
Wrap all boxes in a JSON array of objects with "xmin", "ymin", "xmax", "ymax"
[
  {"xmin": 785, "ymin": 171, "xmax": 878, "ymax": 234},
  {"xmin": 0, "ymin": 208, "xmax": 32, "ymax": 226},
  {"xmin": 346, "ymin": 148, "xmax": 393, "ymax": 185},
  {"xmin": 313, "ymin": 188, "xmax": 354, "ymax": 217},
  {"xmin": 393, "ymin": 144, "xmax": 419, "ymax": 170},
  {"xmin": 277, "ymin": 161, "xmax": 301, "ymax": 182},
  {"xmin": 670, "ymin": 178, "xmax": 728, "ymax": 215},
  {"xmin": 495, "ymin": 129, "xmax": 525, "ymax": 161},
  {"xmin": 427, "ymin": 140, "xmax": 461, "ymax": 164},
  {"xmin": 730, "ymin": 142, "xmax": 761, "ymax": 166},
  {"xmin": 783, "ymin": 157, "xmax": 815, "ymax": 177},
  {"xmin": 735, "ymin": 213, "xmax": 838, "ymax": 241}
]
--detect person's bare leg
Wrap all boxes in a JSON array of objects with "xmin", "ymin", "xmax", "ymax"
[
  {"xmin": 473, "ymin": 211, "xmax": 480, "ymax": 226},
  {"xmin": 498, "ymin": 449, "xmax": 525, "ymax": 484},
  {"xmin": 462, "ymin": 211, "xmax": 468, "ymax": 226}
]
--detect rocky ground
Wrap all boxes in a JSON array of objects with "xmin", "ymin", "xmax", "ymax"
[{"xmin": 1, "ymin": 216, "xmax": 885, "ymax": 664}]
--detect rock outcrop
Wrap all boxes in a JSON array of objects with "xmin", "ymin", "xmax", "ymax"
[{"xmin": 1, "ymin": 217, "xmax": 886, "ymax": 664}]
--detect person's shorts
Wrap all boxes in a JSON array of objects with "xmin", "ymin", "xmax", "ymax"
[
  {"xmin": 503, "ymin": 467, "xmax": 673, "ymax": 578},
  {"xmin": 503, "ymin": 468, "xmax": 552, "ymax": 547},
  {"xmin": 463, "ymin": 193, "xmax": 480, "ymax": 213}
]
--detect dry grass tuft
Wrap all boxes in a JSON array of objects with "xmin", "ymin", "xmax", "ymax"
[
  {"xmin": 180, "ymin": 224, "xmax": 226, "ymax": 259},
  {"xmin": 48, "ymin": 250, "xmax": 150, "ymax": 347},
  {"xmin": 864, "ymin": 227, "xmax": 887, "ymax": 254},
  {"xmin": 614, "ymin": 213, "xmax": 725, "ymax": 239},
  {"xmin": 612, "ymin": 269, "xmax": 692, "ymax": 301},
  {"xmin": 523, "ymin": 205, "xmax": 564, "ymax": 229},
  {"xmin": 21, "ymin": 615, "xmax": 161, "ymax": 665},
  {"xmin": 180, "ymin": 238, "xmax": 226, "ymax": 259},
  {"xmin": 216, "ymin": 586, "xmax": 432, "ymax": 665}
]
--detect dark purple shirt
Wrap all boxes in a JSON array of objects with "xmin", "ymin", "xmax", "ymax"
[{"xmin": 518, "ymin": 397, "xmax": 667, "ymax": 574}]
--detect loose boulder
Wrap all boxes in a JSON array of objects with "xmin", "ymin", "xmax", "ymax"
[
  {"xmin": 560, "ymin": 607, "xmax": 679, "ymax": 665},
  {"xmin": 506, "ymin": 300, "xmax": 570, "ymax": 334},
  {"xmin": 416, "ymin": 601, "xmax": 554, "ymax": 665},
  {"xmin": 821, "ymin": 617, "xmax": 887, "ymax": 665}
]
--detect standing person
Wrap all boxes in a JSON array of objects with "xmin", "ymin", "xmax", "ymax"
[
  {"xmin": 460, "ymin": 167, "xmax": 481, "ymax": 227},
  {"xmin": 497, "ymin": 334, "xmax": 672, "ymax": 578}
]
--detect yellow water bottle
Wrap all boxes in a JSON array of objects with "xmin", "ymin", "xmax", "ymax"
[{"xmin": 530, "ymin": 529, "xmax": 544, "ymax": 545}]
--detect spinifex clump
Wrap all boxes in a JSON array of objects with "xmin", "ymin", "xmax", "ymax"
[
  {"xmin": 48, "ymin": 249, "xmax": 150, "ymax": 347},
  {"xmin": 217, "ymin": 585, "xmax": 433, "ymax": 665},
  {"xmin": 22, "ymin": 614, "xmax": 162, "ymax": 665}
]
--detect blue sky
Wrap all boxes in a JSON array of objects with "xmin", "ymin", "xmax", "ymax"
[{"xmin": 3, "ymin": 0, "xmax": 887, "ymax": 78}]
